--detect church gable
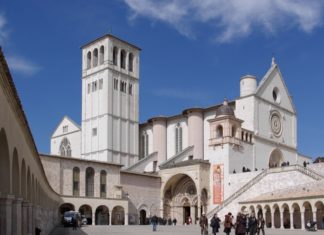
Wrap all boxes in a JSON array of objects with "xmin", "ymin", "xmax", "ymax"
[
  {"xmin": 255, "ymin": 62, "xmax": 295, "ymax": 113},
  {"xmin": 51, "ymin": 116, "xmax": 81, "ymax": 138}
]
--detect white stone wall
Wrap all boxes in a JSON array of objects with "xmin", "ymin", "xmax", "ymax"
[{"xmin": 235, "ymin": 96, "xmax": 255, "ymax": 131}]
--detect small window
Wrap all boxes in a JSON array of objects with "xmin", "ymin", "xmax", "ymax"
[
  {"xmin": 99, "ymin": 79, "xmax": 103, "ymax": 90},
  {"xmin": 99, "ymin": 46, "xmax": 104, "ymax": 65},
  {"xmin": 113, "ymin": 47, "xmax": 118, "ymax": 65},
  {"xmin": 87, "ymin": 83, "xmax": 91, "ymax": 94},
  {"xmin": 63, "ymin": 125, "xmax": 68, "ymax": 133},
  {"xmin": 114, "ymin": 78, "xmax": 118, "ymax": 90},
  {"xmin": 92, "ymin": 81, "xmax": 97, "ymax": 92},
  {"xmin": 272, "ymin": 87, "xmax": 281, "ymax": 103},
  {"xmin": 92, "ymin": 128, "xmax": 97, "ymax": 136},
  {"xmin": 216, "ymin": 125, "xmax": 223, "ymax": 138},
  {"xmin": 120, "ymin": 50, "xmax": 126, "ymax": 69},
  {"xmin": 87, "ymin": 51, "xmax": 91, "ymax": 69},
  {"xmin": 93, "ymin": 48, "xmax": 98, "ymax": 67},
  {"xmin": 128, "ymin": 53, "xmax": 134, "ymax": 72},
  {"xmin": 129, "ymin": 84, "xmax": 133, "ymax": 95}
]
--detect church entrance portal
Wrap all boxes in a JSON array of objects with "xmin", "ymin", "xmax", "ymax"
[
  {"xmin": 269, "ymin": 149, "xmax": 283, "ymax": 168},
  {"xmin": 139, "ymin": 210, "xmax": 146, "ymax": 225},
  {"xmin": 163, "ymin": 174, "xmax": 199, "ymax": 225}
]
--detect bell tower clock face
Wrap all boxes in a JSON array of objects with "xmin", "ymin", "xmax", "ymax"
[{"xmin": 270, "ymin": 111, "xmax": 282, "ymax": 137}]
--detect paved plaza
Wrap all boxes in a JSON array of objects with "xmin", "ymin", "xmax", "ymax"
[{"xmin": 50, "ymin": 225, "xmax": 323, "ymax": 235}]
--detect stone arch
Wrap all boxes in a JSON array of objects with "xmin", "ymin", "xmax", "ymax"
[
  {"xmin": 59, "ymin": 203, "xmax": 75, "ymax": 217},
  {"xmin": 99, "ymin": 46, "xmax": 104, "ymax": 65},
  {"xmin": 281, "ymin": 203, "xmax": 290, "ymax": 228},
  {"xmin": 269, "ymin": 149, "xmax": 283, "ymax": 168},
  {"xmin": 113, "ymin": 47, "xmax": 118, "ymax": 65},
  {"xmin": 79, "ymin": 204, "xmax": 93, "ymax": 225},
  {"xmin": 273, "ymin": 204, "xmax": 281, "ymax": 228},
  {"xmin": 112, "ymin": 206, "xmax": 125, "ymax": 225},
  {"xmin": 93, "ymin": 48, "xmax": 98, "ymax": 67},
  {"xmin": 95, "ymin": 205, "xmax": 109, "ymax": 225},
  {"xmin": 249, "ymin": 205, "xmax": 255, "ymax": 214},
  {"xmin": 303, "ymin": 201, "xmax": 313, "ymax": 225},
  {"xmin": 216, "ymin": 125, "xmax": 223, "ymax": 138},
  {"xmin": 0, "ymin": 128, "xmax": 10, "ymax": 194},
  {"xmin": 241, "ymin": 206, "xmax": 247, "ymax": 214},
  {"xmin": 128, "ymin": 53, "xmax": 134, "ymax": 71},
  {"xmin": 21, "ymin": 159, "xmax": 26, "ymax": 199},
  {"xmin": 120, "ymin": 49, "xmax": 126, "ymax": 69},
  {"xmin": 87, "ymin": 51, "xmax": 91, "ymax": 69},
  {"xmin": 292, "ymin": 203, "xmax": 301, "ymax": 229},
  {"xmin": 264, "ymin": 205, "xmax": 272, "ymax": 228},
  {"xmin": 315, "ymin": 201, "xmax": 324, "ymax": 229},
  {"xmin": 138, "ymin": 204, "xmax": 148, "ymax": 225},
  {"xmin": 12, "ymin": 148, "xmax": 20, "ymax": 196}
]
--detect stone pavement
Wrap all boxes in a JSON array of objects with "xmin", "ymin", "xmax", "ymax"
[{"xmin": 50, "ymin": 225, "xmax": 323, "ymax": 235}]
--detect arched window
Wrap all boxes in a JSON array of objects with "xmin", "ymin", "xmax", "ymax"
[
  {"xmin": 232, "ymin": 126, "xmax": 236, "ymax": 137},
  {"xmin": 128, "ymin": 53, "xmax": 134, "ymax": 71},
  {"xmin": 100, "ymin": 170, "xmax": 107, "ymax": 198},
  {"xmin": 93, "ymin": 48, "xmax": 98, "ymax": 67},
  {"xmin": 99, "ymin": 46, "xmax": 104, "ymax": 65},
  {"xmin": 140, "ymin": 132, "xmax": 149, "ymax": 158},
  {"xmin": 60, "ymin": 138, "xmax": 71, "ymax": 157},
  {"xmin": 87, "ymin": 51, "xmax": 91, "ymax": 69},
  {"xmin": 120, "ymin": 50, "xmax": 126, "ymax": 69},
  {"xmin": 86, "ymin": 167, "xmax": 95, "ymax": 197},
  {"xmin": 175, "ymin": 123, "xmax": 183, "ymax": 154},
  {"xmin": 73, "ymin": 167, "xmax": 80, "ymax": 196},
  {"xmin": 113, "ymin": 47, "xmax": 118, "ymax": 65},
  {"xmin": 216, "ymin": 125, "xmax": 223, "ymax": 138}
]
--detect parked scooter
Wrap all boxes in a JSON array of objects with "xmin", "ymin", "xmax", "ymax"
[{"xmin": 305, "ymin": 220, "xmax": 317, "ymax": 231}]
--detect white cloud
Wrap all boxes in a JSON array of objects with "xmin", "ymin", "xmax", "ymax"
[
  {"xmin": 124, "ymin": 0, "xmax": 324, "ymax": 42},
  {"xmin": 7, "ymin": 55, "xmax": 41, "ymax": 76},
  {"xmin": 0, "ymin": 13, "xmax": 8, "ymax": 45}
]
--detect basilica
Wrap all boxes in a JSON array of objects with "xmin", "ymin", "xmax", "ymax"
[{"xmin": 0, "ymin": 34, "xmax": 324, "ymax": 235}]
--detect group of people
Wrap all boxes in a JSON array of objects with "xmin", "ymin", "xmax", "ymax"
[{"xmin": 199, "ymin": 212, "xmax": 265, "ymax": 235}]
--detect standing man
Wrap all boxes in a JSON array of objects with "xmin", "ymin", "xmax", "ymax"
[
  {"xmin": 199, "ymin": 213, "xmax": 208, "ymax": 235},
  {"xmin": 151, "ymin": 215, "xmax": 158, "ymax": 232},
  {"xmin": 210, "ymin": 213, "xmax": 221, "ymax": 235},
  {"xmin": 248, "ymin": 213, "xmax": 258, "ymax": 235},
  {"xmin": 257, "ymin": 215, "xmax": 265, "ymax": 235}
]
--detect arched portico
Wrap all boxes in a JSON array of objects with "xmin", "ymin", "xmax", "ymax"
[
  {"xmin": 139, "ymin": 209, "xmax": 147, "ymax": 225},
  {"xmin": 315, "ymin": 201, "xmax": 324, "ymax": 229},
  {"xmin": 273, "ymin": 204, "xmax": 281, "ymax": 228},
  {"xmin": 95, "ymin": 205, "xmax": 109, "ymax": 225},
  {"xmin": 162, "ymin": 174, "xmax": 198, "ymax": 225},
  {"xmin": 282, "ymin": 203, "xmax": 290, "ymax": 228},
  {"xmin": 264, "ymin": 205, "xmax": 272, "ymax": 228},
  {"xmin": 112, "ymin": 206, "xmax": 125, "ymax": 225},
  {"xmin": 59, "ymin": 203, "xmax": 75, "ymax": 218},
  {"xmin": 292, "ymin": 203, "xmax": 301, "ymax": 229},
  {"xmin": 79, "ymin": 204, "xmax": 93, "ymax": 225}
]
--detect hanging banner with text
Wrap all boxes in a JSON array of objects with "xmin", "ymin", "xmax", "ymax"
[{"xmin": 213, "ymin": 164, "xmax": 224, "ymax": 204}]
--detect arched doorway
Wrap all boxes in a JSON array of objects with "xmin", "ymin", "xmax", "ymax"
[
  {"xmin": 79, "ymin": 204, "xmax": 93, "ymax": 225},
  {"xmin": 85, "ymin": 167, "xmax": 94, "ymax": 197},
  {"xmin": 269, "ymin": 149, "xmax": 283, "ymax": 168},
  {"xmin": 59, "ymin": 203, "xmax": 75, "ymax": 219},
  {"xmin": 292, "ymin": 203, "xmax": 301, "ymax": 229},
  {"xmin": 0, "ymin": 128, "xmax": 10, "ymax": 194},
  {"xmin": 315, "ymin": 201, "xmax": 324, "ymax": 229},
  {"xmin": 273, "ymin": 204, "xmax": 281, "ymax": 228},
  {"xmin": 139, "ymin": 209, "xmax": 146, "ymax": 225},
  {"xmin": 282, "ymin": 204, "xmax": 290, "ymax": 228},
  {"xmin": 95, "ymin": 205, "xmax": 109, "ymax": 225},
  {"xmin": 303, "ymin": 201, "xmax": 313, "ymax": 227},
  {"xmin": 264, "ymin": 205, "xmax": 272, "ymax": 228},
  {"xmin": 12, "ymin": 149, "xmax": 20, "ymax": 196},
  {"xmin": 162, "ymin": 174, "xmax": 198, "ymax": 225},
  {"xmin": 112, "ymin": 206, "xmax": 125, "ymax": 225}
]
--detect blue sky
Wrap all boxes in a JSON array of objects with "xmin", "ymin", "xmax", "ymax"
[{"xmin": 1, "ymin": 0, "xmax": 324, "ymax": 158}]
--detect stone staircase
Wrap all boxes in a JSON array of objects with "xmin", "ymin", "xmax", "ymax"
[{"xmin": 206, "ymin": 164, "xmax": 324, "ymax": 218}]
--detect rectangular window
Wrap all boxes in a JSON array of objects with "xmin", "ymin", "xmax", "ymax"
[
  {"xmin": 92, "ymin": 128, "xmax": 97, "ymax": 136},
  {"xmin": 87, "ymin": 83, "xmax": 91, "ymax": 94},
  {"xmin": 129, "ymin": 84, "xmax": 133, "ymax": 95},
  {"xmin": 113, "ymin": 78, "xmax": 118, "ymax": 90},
  {"xmin": 120, "ymin": 81, "xmax": 124, "ymax": 92},
  {"xmin": 99, "ymin": 79, "xmax": 103, "ymax": 90},
  {"xmin": 92, "ymin": 81, "xmax": 97, "ymax": 92}
]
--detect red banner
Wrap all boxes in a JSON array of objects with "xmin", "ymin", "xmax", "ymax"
[{"xmin": 213, "ymin": 164, "xmax": 224, "ymax": 204}]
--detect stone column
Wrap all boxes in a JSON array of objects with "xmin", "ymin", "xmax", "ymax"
[
  {"xmin": 280, "ymin": 212, "xmax": 285, "ymax": 229},
  {"xmin": 190, "ymin": 206, "xmax": 195, "ymax": 224},
  {"xmin": 27, "ymin": 203, "xmax": 33, "ymax": 235},
  {"xmin": 301, "ymin": 210, "xmax": 305, "ymax": 230},
  {"xmin": 109, "ymin": 213, "xmax": 112, "ymax": 225},
  {"xmin": 92, "ymin": 213, "xmax": 96, "ymax": 225},
  {"xmin": 197, "ymin": 194, "xmax": 201, "ymax": 218},
  {"xmin": 22, "ymin": 202, "xmax": 29, "ymax": 235},
  {"xmin": 12, "ymin": 197, "xmax": 23, "ymax": 235},
  {"xmin": 271, "ymin": 211, "xmax": 275, "ymax": 229},
  {"xmin": 313, "ymin": 211, "xmax": 317, "ymax": 225},
  {"xmin": 290, "ymin": 212, "xmax": 294, "ymax": 230},
  {"xmin": 0, "ymin": 195, "xmax": 14, "ymax": 235},
  {"xmin": 125, "ymin": 212, "xmax": 129, "ymax": 225}
]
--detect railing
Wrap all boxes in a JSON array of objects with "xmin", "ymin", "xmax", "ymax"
[
  {"xmin": 207, "ymin": 169, "xmax": 268, "ymax": 218},
  {"xmin": 206, "ymin": 164, "xmax": 324, "ymax": 218}
]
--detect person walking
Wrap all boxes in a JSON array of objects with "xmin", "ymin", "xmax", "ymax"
[
  {"xmin": 257, "ymin": 215, "xmax": 265, "ymax": 235},
  {"xmin": 199, "ymin": 213, "xmax": 208, "ymax": 235},
  {"xmin": 224, "ymin": 212, "xmax": 233, "ymax": 235},
  {"xmin": 235, "ymin": 213, "xmax": 246, "ymax": 235},
  {"xmin": 210, "ymin": 213, "xmax": 221, "ymax": 235},
  {"xmin": 248, "ymin": 213, "xmax": 257, "ymax": 235},
  {"xmin": 173, "ymin": 218, "xmax": 177, "ymax": 226},
  {"xmin": 72, "ymin": 215, "xmax": 77, "ymax": 230},
  {"xmin": 151, "ymin": 215, "xmax": 158, "ymax": 232}
]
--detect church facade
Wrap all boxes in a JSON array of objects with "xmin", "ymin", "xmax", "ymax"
[{"xmin": 44, "ymin": 34, "xmax": 324, "ymax": 228}]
